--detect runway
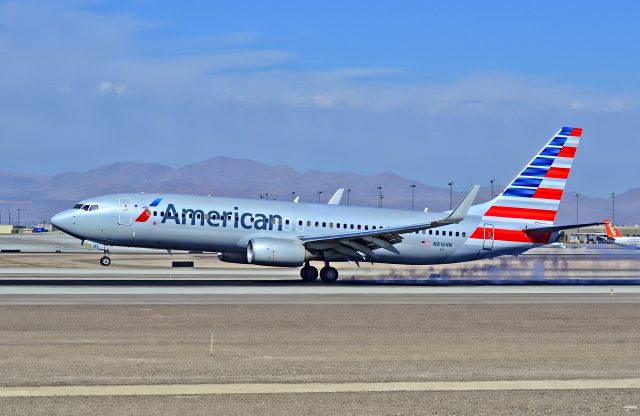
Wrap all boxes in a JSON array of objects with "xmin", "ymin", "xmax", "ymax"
[
  {"xmin": 2, "ymin": 252, "xmax": 640, "ymax": 414},
  {"xmin": 1, "ymin": 284, "xmax": 640, "ymax": 304},
  {"xmin": 3, "ymin": 378, "xmax": 640, "ymax": 397}
]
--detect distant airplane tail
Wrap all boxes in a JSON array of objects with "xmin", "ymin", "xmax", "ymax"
[
  {"xmin": 479, "ymin": 127, "xmax": 582, "ymax": 225},
  {"xmin": 604, "ymin": 219, "xmax": 623, "ymax": 238}
]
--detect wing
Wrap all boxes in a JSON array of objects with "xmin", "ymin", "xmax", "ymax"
[
  {"xmin": 301, "ymin": 185, "xmax": 480, "ymax": 262},
  {"xmin": 327, "ymin": 188, "xmax": 345, "ymax": 205}
]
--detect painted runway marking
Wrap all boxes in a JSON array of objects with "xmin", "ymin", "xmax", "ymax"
[{"xmin": 1, "ymin": 379, "xmax": 640, "ymax": 397}]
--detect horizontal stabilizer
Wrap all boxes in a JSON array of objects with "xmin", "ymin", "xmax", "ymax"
[{"xmin": 523, "ymin": 221, "xmax": 604, "ymax": 234}]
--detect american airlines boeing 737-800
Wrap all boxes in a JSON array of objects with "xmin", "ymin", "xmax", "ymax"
[{"xmin": 51, "ymin": 127, "xmax": 600, "ymax": 282}]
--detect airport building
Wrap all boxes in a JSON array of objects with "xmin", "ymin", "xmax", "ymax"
[{"xmin": 559, "ymin": 223, "xmax": 640, "ymax": 243}]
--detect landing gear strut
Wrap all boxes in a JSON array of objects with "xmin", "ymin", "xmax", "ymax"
[
  {"xmin": 99, "ymin": 248, "xmax": 111, "ymax": 267},
  {"xmin": 320, "ymin": 262, "xmax": 339, "ymax": 283},
  {"xmin": 300, "ymin": 262, "xmax": 318, "ymax": 282}
]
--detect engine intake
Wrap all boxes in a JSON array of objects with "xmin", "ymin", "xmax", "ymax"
[{"xmin": 247, "ymin": 237, "xmax": 307, "ymax": 267}]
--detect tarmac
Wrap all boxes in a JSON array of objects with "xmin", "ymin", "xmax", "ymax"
[{"xmin": 1, "ymin": 234, "xmax": 639, "ymax": 414}]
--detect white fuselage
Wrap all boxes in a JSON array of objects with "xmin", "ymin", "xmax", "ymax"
[{"xmin": 51, "ymin": 193, "xmax": 552, "ymax": 266}]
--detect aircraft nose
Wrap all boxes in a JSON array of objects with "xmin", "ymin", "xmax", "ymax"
[{"xmin": 51, "ymin": 210, "xmax": 74, "ymax": 232}]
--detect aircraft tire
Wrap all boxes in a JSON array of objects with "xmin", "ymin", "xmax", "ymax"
[
  {"xmin": 320, "ymin": 266, "xmax": 339, "ymax": 283},
  {"xmin": 100, "ymin": 256, "xmax": 111, "ymax": 267},
  {"xmin": 300, "ymin": 265, "xmax": 318, "ymax": 282}
]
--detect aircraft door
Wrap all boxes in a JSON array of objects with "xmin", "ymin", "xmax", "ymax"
[
  {"xmin": 296, "ymin": 219, "xmax": 304, "ymax": 232},
  {"xmin": 118, "ymin": 198, "xmax": 132, "ymax": 226},
  {"xmin": 483, "ymin": 223, "xmax": 494, "ymax": 250}
]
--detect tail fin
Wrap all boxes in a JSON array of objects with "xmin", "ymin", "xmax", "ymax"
[
  {"xmin": 481, "ymin": 127, "xmax": 582, "ymax": 225},
  {"xmin": 604, "ymin": 219, "xmax": 622, "ymax": 238}
]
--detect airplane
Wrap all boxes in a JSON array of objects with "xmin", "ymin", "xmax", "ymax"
[
  {"xmin": 51, "ymin": 127, "xmax": 601, "ymax": 283},
  {"xmin": 604, "ymin": 219, "xmax": 640, "ymax": 248}
]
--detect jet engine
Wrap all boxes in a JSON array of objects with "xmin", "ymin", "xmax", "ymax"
[
  {"xmin": 217, "ymin": 252, "xmax": 249, "ymax": 264},
  {"xmin": 247, "ymin": 237, "xmax": 307, "ymax": 267}
]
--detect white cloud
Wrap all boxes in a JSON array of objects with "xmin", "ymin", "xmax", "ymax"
[{"xmin": 96, "ymin": 81, "xmax": 127, "ymax": 96}]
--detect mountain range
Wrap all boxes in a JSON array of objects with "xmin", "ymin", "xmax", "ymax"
[{"xmin": 0, "ymin": 156, "xmax": 636, "ymax": 226}]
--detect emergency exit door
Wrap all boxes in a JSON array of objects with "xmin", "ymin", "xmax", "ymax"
[
  {"xmin": 118, "ymin": 198, "xmax": 132, "ymax": 226},
  {"xmin": 483, "ymin": 223, "xmax": 494, "ymax": 250}
]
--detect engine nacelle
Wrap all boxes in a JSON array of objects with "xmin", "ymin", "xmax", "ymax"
[
  {"xmin": 217, "ymin": 252, "xmax": 249, "ymax": 264},
  {"xmin": 247, "ymin": 237, "xmax": 307, "ymax": 267}
]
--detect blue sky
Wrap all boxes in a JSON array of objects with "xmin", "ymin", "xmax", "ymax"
[{"xmin": 0, "ymin": 0, "xmax": 638, "ymax": 195}]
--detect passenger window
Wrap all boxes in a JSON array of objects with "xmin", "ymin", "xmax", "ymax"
[
  {"xmin": 298, "ymin": 220, "xmax": 303, "ymax": 226},
  {"xmin": 285, "ymin": 219, "xmax": 290, "ymax": 225},
  {"xmin": 456, "ymin": 231, "xmax": 460, "ymax": 237},
  {"xmin": 365, "ymin": 225, "xmax": 368, "ymax": 230},
  {"xmin": 462, "ymin": 232, "xmax": 466, "ymax": 237},
  {"xmin": 429, "ymin": 230, "xmax": 432, "ymax": 235},
  {"xmin": 357, "ymin": 225, "xmax": 361, "ymax": 230},
  {"xmin": 436, "ymin": 230, "xmax": 439, "ymax": 235},
  {"xmin": 153, "ymin": 211, "xmax": 157, "ymax": 216},
  {"xmin": 307, "ymin": 221, "xmax": 311, "ymax": 227},
  {"xmin": 449, "ymin": 231, "xmax": 452, "ymax": 236},
  {"xmin": 161, "ymin": 212, "xmax": 164, "ymax": 216},
  {"xmin": 322, "ymin": 222, "xmax": 326, "ymax": 227},
  {"xmin": 373, "ymin": 226, "xmax": 377, "ymax": 230},
  {"xmin": 329, "ymin": 222, "xmax": 333, "ymax": 228},
  {"xmin": 189, "ymin": 213, "xmax": 193, "ymax": 218},
  {"xmin": 350, "ymin": 224, "xmax": 354, "ymax": 229}
]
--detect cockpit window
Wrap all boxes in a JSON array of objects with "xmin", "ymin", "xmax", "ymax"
[
  {"xmin": 89, "ymin": 205, "xmax": 98, "ymax": 211},
  {"xmin": 73, "ymin": 204, "xmax": 82, "ymax": 209},
  {"xmin": 81, "ymin": 204, "xmax": 90, "ymax": 211}
]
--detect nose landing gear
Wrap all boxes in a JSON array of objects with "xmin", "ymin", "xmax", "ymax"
[{"xmin": 99, "ymin": 248, "xmax": 111, "ymax": 266}]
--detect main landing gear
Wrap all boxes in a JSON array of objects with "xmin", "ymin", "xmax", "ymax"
[
  {"xmin": 99, "ymin": 249, "xmax": 111, "ymax": 267},
  {"xmin": 300, "ymin": 262, "xmax": 318, "ymax": 282},
  {"xmin": 299, "ymin": 262, "xmax": 339, "ymax": 283}
]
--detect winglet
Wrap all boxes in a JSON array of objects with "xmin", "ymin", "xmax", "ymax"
[
  {"xmin": 436, "ymin": 185, "xmax": 480, "ymax": 225},
  {"xmin": 328, "ymin": 188, "xmax": 345, "ymax": 205}
]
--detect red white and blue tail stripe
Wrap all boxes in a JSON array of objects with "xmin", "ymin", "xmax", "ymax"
[{"xmin": 483, "ymin": 127, "xmax": 582, "ymax": 225}]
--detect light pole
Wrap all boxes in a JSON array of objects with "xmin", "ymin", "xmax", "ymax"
[
  {"xmin": 410, "ymin": 184, "xmax": 416, "ymax": 210},
  {"xmin": 448, "ymin": 182, "xmax": 454, "ymax": 210},
  {"xmin": 347, "ymin": 189, "xmax": 351, "ymax": 206},
  {"xmin": 317, "ymin": 191, "xmax": 323, "ymax": 203},
  {"xmin": 17, "ymin": 208, "xmax": 20, "ymax": 228},
  {"xmin": 490, "ymin": 179, "xmax": 495, "ymax": 199},
  {"xmin": 8, "ymin": 209, "xmax": 10, "ymax": 226},
  {"xmin": 574, "ymin": 193, "xmax": 579, "ymax": 240},
  {"xmin": 377, "ymin": 186, "xmax": 384, "ymax": 208},
  {"xmin": 610, "ymin": 192, "xmax": 615, "ymax": 225}
]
